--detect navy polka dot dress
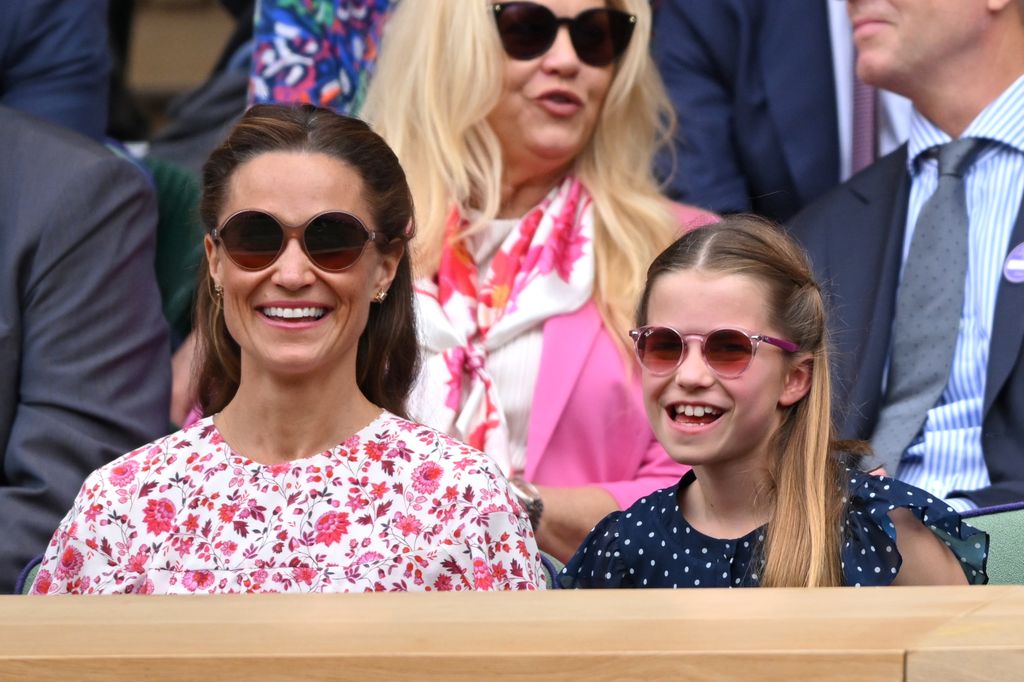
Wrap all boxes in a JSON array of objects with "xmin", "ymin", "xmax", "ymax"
[{"xmin": 559, "ymin": 469, "xmax": 989, "ymax": 588}]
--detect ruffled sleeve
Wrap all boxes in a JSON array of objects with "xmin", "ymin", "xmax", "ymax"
[
  {"xmin": 558, "ymin": 513, "xmax": 629, "ymax": 588},
  {"xmin": 841, "ymin": 469, "xmax": 989, "ymax": 586}
]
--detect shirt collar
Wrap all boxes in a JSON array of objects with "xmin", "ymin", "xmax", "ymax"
[{"xmin": 906, "ymin": 73, "xmax": 1024, "ymax": 173}]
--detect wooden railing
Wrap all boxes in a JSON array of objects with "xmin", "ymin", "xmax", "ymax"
[{"xmin": 1, "ymin": 586, "xmax": 1021, "ymax": 680}]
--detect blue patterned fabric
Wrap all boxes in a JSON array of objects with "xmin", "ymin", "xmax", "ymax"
[
  {"xmin": 249, "ymin": 0, "xmax": 397, "ymax": 115},
  {"xmin": 560, "ymin": 468, "xmax": 989, "ymax": 588}
]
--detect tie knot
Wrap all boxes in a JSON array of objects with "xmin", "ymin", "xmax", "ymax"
[{"xmin": 936, "ymin": 138, "xmax": 984, "ymax": 178}]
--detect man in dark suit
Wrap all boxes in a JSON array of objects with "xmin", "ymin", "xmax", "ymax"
[
  {"xmin": 790, "ymin": 0, "xmax": 1024, "ymax": 508},
  {"xmin": 0, "ymin": 107, "xmax": 171, "ymax": 592},
  {"xmin": 652, "ymin": 0, "xmax": 841, "ymax": 222}
]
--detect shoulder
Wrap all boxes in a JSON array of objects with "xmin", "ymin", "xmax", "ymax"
[
  {"xmin": 840, "ymin": 469, "xmax": 989, "ymax": 586},
  {"xmin": 370, "ymin": 413, "xmax": 486, "ymax": 459},
  {"xmin": 1, "ymin": 107, "xmax": 103, "ymax": 165},
  {"xmin": 362, "ymin": 412, "xmax": 510, "ymax": 483},
  {"xmin": 558, "ymin": 509, "xmax": 628, "ymax": 587},
  {"xmin": 560, "ymin": 483, "xmax": 685, "ymax": 588},
  {"xmin": 791, "ymin": 146, "xmax": 910, "ymax": 230},
  {"xmin": 0, "ymin": 109, "xmax": 151, "ymax": 213},
  {"xmin": 84, "ymin": 420, "xmax": 218, "ymax": 493},
  {"xmin": 583, "ymin": 484, "xmax": 684, "ymax": 547}
]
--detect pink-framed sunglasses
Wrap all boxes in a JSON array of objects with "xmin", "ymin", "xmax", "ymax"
[{"xmin": 629, "ymin": 326, "xmax": 800, "ymax": 379}]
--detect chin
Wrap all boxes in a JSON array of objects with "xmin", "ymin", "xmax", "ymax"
[
  {"xmin": 656, "ymin": 434, "xmax": 714, "ymax": 468},
  {"xmin": 249, "ymin": 351, "xmax": 333, "ymax": 378},
  {"xmin": 529, "ymin": 135, "xmax": 587, "ymax": 162},
  {"xmin": 855, "ymin": 56, "xmax": 901, "ymax": 93}
]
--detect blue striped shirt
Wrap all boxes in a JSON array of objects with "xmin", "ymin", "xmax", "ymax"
[{"xmin": 893, "ymin": 75, "xmax": 1024, "ymax": 511}]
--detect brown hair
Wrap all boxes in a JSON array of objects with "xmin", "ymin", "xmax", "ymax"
[
  {"xmin": 195, "ymin": 104, "xmax": 418, "ymax": 418},
  {"xmin": 637, "ymin": 215, "xmax": 855, "ymax": 587}
]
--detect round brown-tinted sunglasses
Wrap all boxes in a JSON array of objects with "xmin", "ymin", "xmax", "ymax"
[
  {"xmin": 211, "ymin": 209, "xmax": 391, "ymax": 272},
  {"xmin": 629, "ymin": 326, "xmax": 800, "ymax": 379},
  {"xmin": 492, "ymin": 2, "xmax": 636, "ymax": 67}
]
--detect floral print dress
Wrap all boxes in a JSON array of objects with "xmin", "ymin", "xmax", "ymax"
[{"xmin": 33, "ymin": 412, "xmax": 542, "ymax": 594}]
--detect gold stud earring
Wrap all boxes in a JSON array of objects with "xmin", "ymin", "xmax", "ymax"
[
  {"xmin": 214, "ymin": 284, "xmax": 224, "ymax": 300},
  {"xmin": 373, "ymin": 289, "xmax": 388, "ymax": 303}
]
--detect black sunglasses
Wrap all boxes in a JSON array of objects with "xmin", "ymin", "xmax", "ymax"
[
  {"xmin": 492, "ymin": 2, "xmax": 637, "ymax": 67},
  {"xmin": 212, "ymin": 209, "xmax": 390, "ymax": 272}
]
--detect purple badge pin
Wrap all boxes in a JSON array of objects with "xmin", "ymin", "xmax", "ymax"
[{"xmin": 1005, "ymin": 243, "xmax": 1024, "ymax": 284}]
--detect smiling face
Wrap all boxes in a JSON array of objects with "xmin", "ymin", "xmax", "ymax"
[
  {"xmin": 205, "ymin": 151, "xmax": 401, "ymax": 383},
  {"xmin": 639, "ymin": 269, "xmax": 811, "ymax": 472},
  {"xmin": 486, "ymin": 0, "xmax": 616, "ymax": 178}
]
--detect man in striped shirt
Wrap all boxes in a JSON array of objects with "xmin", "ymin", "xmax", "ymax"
[{"xmin": 790, "ymin": 0, "xmax": 1024, "ymax": 510}]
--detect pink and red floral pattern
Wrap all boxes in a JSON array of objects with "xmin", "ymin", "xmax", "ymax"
[
  {"xmin": 413, "ymin": 177, "xmax": 595, "ymax": 474},
  {"xmin": 33, "ymin": 413, "xmax": 542, "ymax": 594}
]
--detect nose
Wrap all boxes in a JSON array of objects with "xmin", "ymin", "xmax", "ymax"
[
  {"xmin": 270, "ymin": 237, "xmax": 317, "ymax": 290},
  {"xmin": 673, "ymin": 338, "xmax": 715, "ymax": 388},
  {"xmin": 541, "ymin": 25, "xmax": 581, "ymax": 75}
]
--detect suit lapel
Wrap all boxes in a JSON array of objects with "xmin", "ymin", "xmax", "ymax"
[
  {"xmin": 825, "ymin": 149, "xmax": 910, "ymax": 457},
  {"xmin": 524, "ymin": 303, "xmax": 601, "ymax": 480},
  {"xmin": 760, "ymin": 0, "xmax": 840, "ymax": 207},
  {"xmin": 983, "ymin": 193, "xmax": 1024, "ymax": 414}
]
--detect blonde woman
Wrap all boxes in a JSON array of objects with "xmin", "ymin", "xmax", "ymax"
[{"xmin": 364, "ymin": 0, "xmax": 715, "ymax": 560}]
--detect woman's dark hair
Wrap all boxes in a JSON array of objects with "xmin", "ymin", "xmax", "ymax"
[{"xmin": 194, "ymin": 104, "xmax": 418, "ymax": 418}]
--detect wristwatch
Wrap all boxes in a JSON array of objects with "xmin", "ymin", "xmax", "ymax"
[{"xmin": 508, "ymin": 477, "xmax": 544, "ymax": 529}]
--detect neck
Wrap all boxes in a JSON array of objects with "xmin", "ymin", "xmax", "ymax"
[
  {"xmin": 682, "ymin": 462, "xmax": 772, "ymax": 539},
  {"xmin": 497, "ymin": 162, "xmax": 570, "ymax": 219},
  {"xmin": 910, "ymin": 39, "xmax": 1024, "ymax": 138},
  {"xmin": 215, "ymin": 363, "xmax": 379, "ymax": 465}
]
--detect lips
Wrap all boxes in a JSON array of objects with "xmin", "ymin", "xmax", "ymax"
[
  {"xmin": 257, "ymin": 304, "xmax": 330, "ymax": 323},
  {"xmin": 536, "ymin": 89, "xmax": 583, "ymax": 116},
  {"xmin": 850, "ymin": 16, "xmax": 889, "ymax": 40}
]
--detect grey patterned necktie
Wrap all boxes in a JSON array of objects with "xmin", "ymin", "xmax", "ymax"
[{"xmin": 869, "ymin": 138, "xmax": 985, "ymax": 471}]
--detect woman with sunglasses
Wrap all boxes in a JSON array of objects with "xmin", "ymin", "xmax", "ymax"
[
  {"xmin": 559, "ymin": 216, "xmax": 988, "ymax": 588},
  {"xmin": 31, "ymin": 104, "xmax": 543, "ymax": 594},
  {"xmin": 362, "ymin": 1, "xmax": 715, "ymax": 562}
]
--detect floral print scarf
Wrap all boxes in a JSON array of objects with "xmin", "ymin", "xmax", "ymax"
[{"xmin": 414, "ymin": 177, "xmax": 595, "ymax": 475}]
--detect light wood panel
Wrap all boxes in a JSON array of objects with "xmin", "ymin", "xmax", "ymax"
[
  {"xmin": 905, "ymin": 586, "xmax": 1024, "ymax": 682},
  {"xmin": 1, "ymin": 586, "xmax": 1020, "ymax": 681}
]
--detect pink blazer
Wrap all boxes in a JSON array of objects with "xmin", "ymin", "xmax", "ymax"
[{"xmin": 525, "ymin": 203, "xmax": 716, "ymax": 508}]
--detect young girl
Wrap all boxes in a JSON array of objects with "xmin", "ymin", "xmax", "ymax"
[{"xmin": 560, "ymin": 216, "xmax": 988, "ymax": 588}]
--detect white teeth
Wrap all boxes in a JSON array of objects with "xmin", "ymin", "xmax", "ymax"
[
  {"xmin": 262, "ymin": 306, "xmax": 326, "ymax": 320},
  {"xmin": 674, "ymin": 404, "xmax": 722, "ymax": 418}
]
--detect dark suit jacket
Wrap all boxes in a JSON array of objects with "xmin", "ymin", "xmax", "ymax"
[
  {"xmin": 652, "ymin": 0, "xmax": 840, "ymax": 222},
  {"xmin": 790, "ymin": 146, "xmax": 1024, "ymax": 507},
  {"xmin": 0, "ymin": 0, "xmax": 109, "ymax": 141},
  {"xmin": 0, "ymin": 107, "xmax": 171, "ymax": 592}
]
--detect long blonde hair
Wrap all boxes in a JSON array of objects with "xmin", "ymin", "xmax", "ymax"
[
  {"xmin": 363, "ymin": 0, "xmax": 679, "ymax": 341},
  {"xmin": 636, "ymin": 217, "xmax": 856, "ymax": 587}
]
